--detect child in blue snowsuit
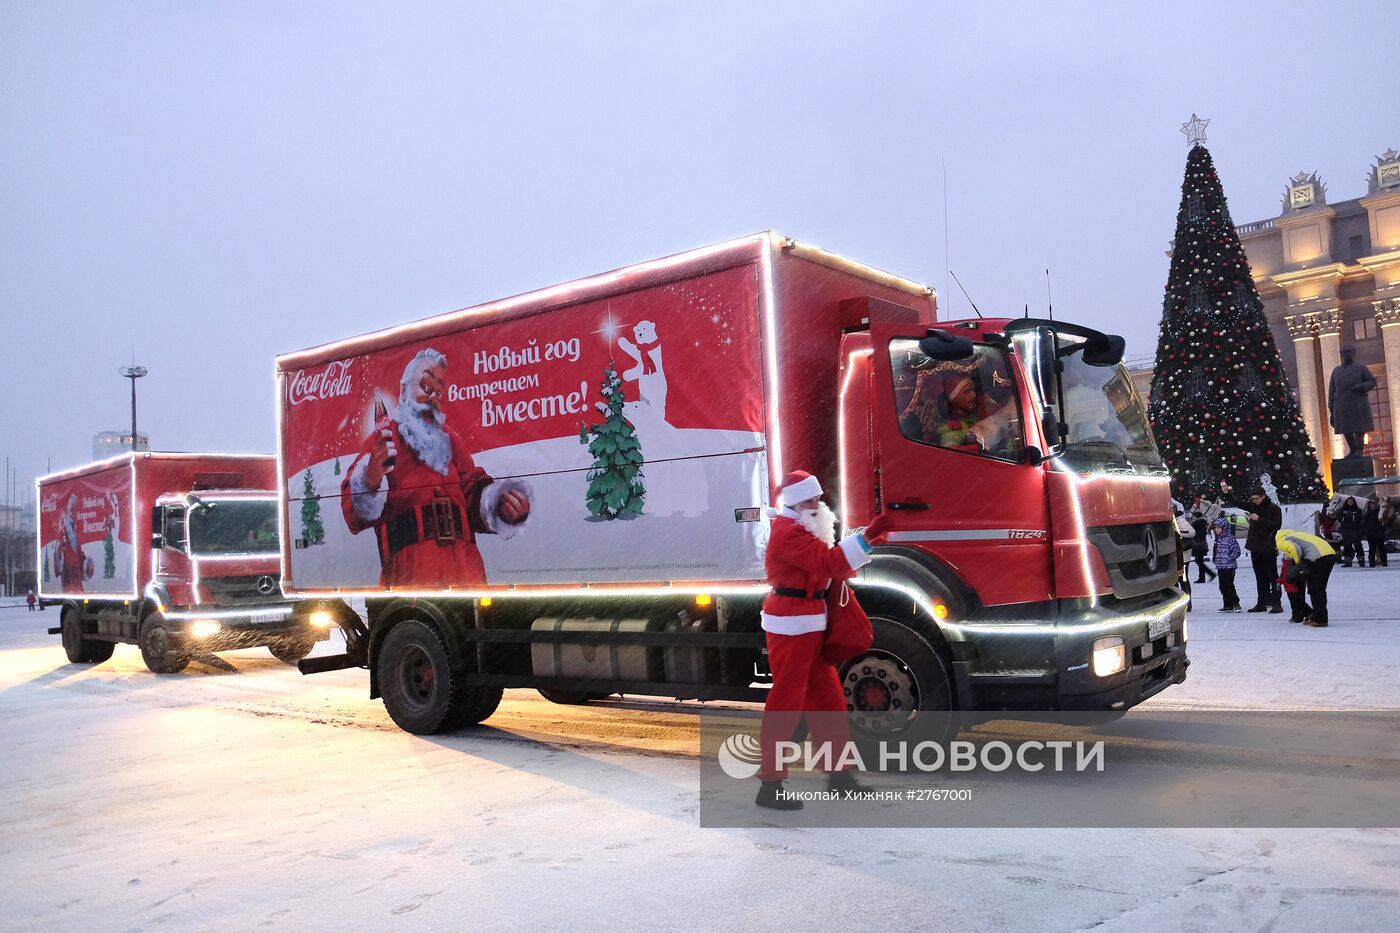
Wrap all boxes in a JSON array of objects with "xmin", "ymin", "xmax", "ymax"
[{"xmin": 1212, "ymin": 517, "xmax": 1242, "ymax": 612}]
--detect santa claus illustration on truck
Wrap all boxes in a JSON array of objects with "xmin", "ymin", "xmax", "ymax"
[{"xmin": 341, "ymin": 347, "xmax": 534, "ymax": 587}]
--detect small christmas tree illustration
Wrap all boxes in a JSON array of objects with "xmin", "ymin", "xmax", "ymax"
[
  {"xmin": 333, "ymin": 457, "xmax": 342, "ymax": 476},
  {"xmin": 43, "ymin": 548, "xmax": 50, "ymax": 583},
  {"xmin": 103, "ymin": 528, "xmax": 115, "ymax": 578},
  {"xmin": 301, "ymin": 468, "xmax": 326, "ymax": 544},
  {"xmin": 579, "ymin": 362, "xmax": 646, "ymax": 519}
]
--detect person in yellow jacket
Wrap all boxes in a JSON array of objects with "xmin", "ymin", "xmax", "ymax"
[{"xmin": 1275, "ymin": 529, "xmax": 1338, "ymax": 627}]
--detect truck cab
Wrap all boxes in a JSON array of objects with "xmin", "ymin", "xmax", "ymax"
[{"xmin": 837, "ymin": 311, "xmax": 1187, "ymax": 723}]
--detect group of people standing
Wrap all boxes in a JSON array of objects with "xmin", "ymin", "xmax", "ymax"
[
  {"xmin": 1331, "ymin": 495, "xmax": 1393, "ymax": 568},
  {"xmin": 1178, "ymin": 483, "xmax": 1392, "ymax": 628}
]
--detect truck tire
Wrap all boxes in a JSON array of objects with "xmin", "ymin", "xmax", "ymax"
[
  {"xmin": 839, "ymin": 616, "xmax": 954, "ymax": 762},
  {"xmin": 60, "ymin": 606, "xmax": 115, "ymax": 664},
  {"xmin": 378, "ymin": 619, "xmax": 501, "ymax": 734},
  {"xmin": 139, "ymin": 614, "xmax": 189, "ymax": 674},
  {"xmin": 268, "ymin": 635, "xmax": 318, "ymax": 665}
]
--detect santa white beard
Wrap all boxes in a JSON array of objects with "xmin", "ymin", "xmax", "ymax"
[
  {"xmin": 796, "ymin": 500, "xmax": 837, "ymax": 546},
  {"xmin": 396, "ymin": 398, "xmax": 452, "ymax": 475}
]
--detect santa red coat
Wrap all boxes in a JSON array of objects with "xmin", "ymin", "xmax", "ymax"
[
  {"xmin": 760, "ymin": 510, "xmax": 872, "ymax": 635},
  {"xmin": 341, "ymin": 419, "xmax": 526, "ymax": 588},
  {"xmin": 57, "ymin": 515, "xmax": 85, "ymax": 592}
]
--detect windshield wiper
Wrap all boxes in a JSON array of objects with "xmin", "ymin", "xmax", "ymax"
[
  {"xmin": 1061, "ymin": 438, "xmax": 1143, "ymax": 473},
  {"xmin": 1063, "ymin": 438, "xmax": 1130, "ymax": 459}
]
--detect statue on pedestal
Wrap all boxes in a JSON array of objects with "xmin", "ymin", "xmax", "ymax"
[{"xmin": 1328, "ymin": 345, "xmax": 1377, "ymax": 459}]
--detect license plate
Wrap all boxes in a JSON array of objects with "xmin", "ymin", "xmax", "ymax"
[
  {"xmin": 1147, "ymin": 615, "xmax": 1172, "ymax": 640},
  {"xmin": 250, "ymin": 611, "xmax": 286, "ymax": 625}
]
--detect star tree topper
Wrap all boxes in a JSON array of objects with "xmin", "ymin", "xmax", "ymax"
[{"xmin": 1180, "ymin": 113, "xmax": 1210, "ymax": 147}]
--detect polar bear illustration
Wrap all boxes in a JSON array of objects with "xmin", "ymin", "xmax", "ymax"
[
  {"xmin": 618, "ymin": 319, "xmax": 667, "ymax": 417},
  {"xmin": 617, "ymin": 320, "xmax": 707, "ymax": 518}
]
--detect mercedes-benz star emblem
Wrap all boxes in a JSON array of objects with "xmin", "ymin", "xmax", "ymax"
[
  {"xmin": 1142, "ymin": 526, "xmax": 1160, "ymax": 573},
  {"xmin": 256, "ymin": 575, "xmax": 277, "ymax": 595}
]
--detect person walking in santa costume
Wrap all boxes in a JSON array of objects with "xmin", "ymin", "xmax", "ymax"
[{"xmin": 755, "ymin": 470, "xmax": 889, "ymax": 811}]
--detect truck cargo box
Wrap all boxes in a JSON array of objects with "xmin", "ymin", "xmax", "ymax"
[{"xmin": 275, "ymin": 232, "xmax": 936, "ymax": 595}]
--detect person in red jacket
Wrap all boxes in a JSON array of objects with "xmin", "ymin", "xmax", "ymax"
[{"xmin": 755, "ymin": 470, "xmax": 889, "ymax": 810}]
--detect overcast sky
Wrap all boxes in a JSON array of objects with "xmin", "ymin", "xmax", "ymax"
[{"xmin": 2, "ymin": 0, "xmax": 1395, "ymax": 492}]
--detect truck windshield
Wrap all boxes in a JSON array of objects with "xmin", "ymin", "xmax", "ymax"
[
  {"xmin": 186, "ymin": 500, "xmax": 279, "ymax": 555},
  {"xmin": 1056, "ymin": 338, "xmax": 1166, "ymax": 476}
]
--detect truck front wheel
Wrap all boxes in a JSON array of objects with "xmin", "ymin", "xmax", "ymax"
[
  {"xmin": 839, "ymin": 617, "xmax": 953, "ymax": 758},
  {"xmin": 139, "ymin": 614, "xmax": 189, "ymax": 674},
  {"xmin": 378, "ymin": 619, "xmax": 502, "ymax": 734},
  {"xmin": 60, "ymin": 606, "xmax": 115, "ymax": 664}
]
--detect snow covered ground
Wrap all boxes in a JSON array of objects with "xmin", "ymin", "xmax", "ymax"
[{"xmin": 1, "ymin": 565, "xmax": 1398, "ymax": 932}]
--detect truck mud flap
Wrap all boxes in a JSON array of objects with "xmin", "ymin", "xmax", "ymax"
[{"xmin": 298, "ymin": 653, "xmax": 362, "ymax": 675}]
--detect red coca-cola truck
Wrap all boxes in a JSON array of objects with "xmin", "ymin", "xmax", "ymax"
[
  {"xmin": 276, "ymin": 233, "xmax": 1188, "ymax": 736},
  {"xmin": 37, "ymin": 452, "xmax": 344, "ymax": 673}
]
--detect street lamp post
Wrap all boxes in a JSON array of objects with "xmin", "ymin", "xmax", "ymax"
[{"xmin": 119, "ymin": 365, "xmax": 148, "ymax": 452}]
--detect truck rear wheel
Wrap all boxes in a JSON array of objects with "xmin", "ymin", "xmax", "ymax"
[
  {"xmin": 378, "ymin": 619, "xmax": 501, "ymax": 734},
  {"xmin": 60, "ymin": 606, "xmax": 115, "ymax": 664},
  {"xmin": 839, "ymin": 617, "xmax": 954, "ymax": 760},
  {"xmin": 139, "ymin": 614, "xmax": 189, "ymax": 674}
]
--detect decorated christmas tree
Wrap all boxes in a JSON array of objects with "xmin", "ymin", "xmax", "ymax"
[
  {"xmin": 333, "ymin": 457, "xmax": 341, "ymax": 476},
  {"xmin": 1149, "ymin": 117, "xmax": 1328, "ymax": 503},
  {"xmin": 300, "ymin": 468, "xmax": 325, "ymax": 544},
  {"xmin": 103, "ymin": 528, "xmax": 115, "ymax": 578},
  {"xmin": 579, "ymin": 362, "xmax": 646, "ymax": 519},
  {"xmin": 42, "ymin": 548, "xmax": 50, "ymax": 583}
]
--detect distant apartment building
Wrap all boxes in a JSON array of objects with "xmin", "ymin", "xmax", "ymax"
[{"xmin": 93, "ymin": 430, "xmax": 149, "ymax": 460}]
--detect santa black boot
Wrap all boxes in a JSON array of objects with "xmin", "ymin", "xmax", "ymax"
[
  {"xmin": 828, "ymin": 770, "xmax": 869, "ymax": 795},
  {"xmin": 755, "ymin": 780, "xmax": 803, "ymax": 811}
]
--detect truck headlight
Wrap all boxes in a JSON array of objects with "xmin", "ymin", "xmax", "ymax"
[
  {"xmin": 1091, "ymin": 636, "xmax": 1126, "ymax": 677},
  {"xmin": 191, "ymin": 620, "xmax": 222, "ymax": 638},
  {"xmin": 308, "ymin": 610, "xmax": 335, "ymax": 628}
]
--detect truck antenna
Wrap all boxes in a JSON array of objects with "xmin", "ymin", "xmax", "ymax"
[
  {"xmin": 1045, "ymin": 268, "xmax": 1054, "ymax": 321},
  {"xmin": 942, "ymin": 158, "xmax": 951, "ymax": 314},
  {"xmin": 949, "ymin": 270, "xmax": 983, "ymax": 318},
  {"xmin": 1024, "ymin": 302, "xmax": 1030, "ymax": 319}
]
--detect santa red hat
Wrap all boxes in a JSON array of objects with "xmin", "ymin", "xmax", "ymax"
[{"xmin": 766, "ymin": 470, "xmax": 823, "ymax": 517}]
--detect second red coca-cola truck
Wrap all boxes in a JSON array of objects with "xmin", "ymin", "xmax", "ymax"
[
  {"xmin": 276, "ymin": 233, "xmax": 1188, "ymax": 736},
  {"xmin": 37, "ymin": 452, "xmax": 346, "ymax": 673}
]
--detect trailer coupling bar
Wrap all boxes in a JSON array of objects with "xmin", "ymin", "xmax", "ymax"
[{"xmin": 298, "ymin": 653, "xmax": 364, "ymax": 675}]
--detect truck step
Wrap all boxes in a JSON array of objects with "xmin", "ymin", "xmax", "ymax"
[{"xmin": 298, "ymin": 653, "xmax": 362, "ymax": 675}]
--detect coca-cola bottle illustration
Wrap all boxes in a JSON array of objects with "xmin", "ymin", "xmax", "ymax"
[{"xmin": 374, "ymin": 393, "xmax": 396, "ymax": 472}]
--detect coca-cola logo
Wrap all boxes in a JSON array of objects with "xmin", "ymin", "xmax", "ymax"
[{"xmin": 288, "ymin": 360, "xmax": 354, "ymax": 406}]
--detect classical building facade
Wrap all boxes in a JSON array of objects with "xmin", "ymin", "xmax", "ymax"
[{"xmin": 1241, "ymin": 149, "xmax": 1400, "ymax": 483}]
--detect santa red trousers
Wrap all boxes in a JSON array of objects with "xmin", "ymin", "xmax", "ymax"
[{"xmin": 757, "ymin": 630, "xmax": 853, "ymax": 781}]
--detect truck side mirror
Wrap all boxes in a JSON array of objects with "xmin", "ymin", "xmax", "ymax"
[
  {"xmin": 918, "ymin": 329, "xmax": 974, "ymax": 361},
  {"xmin": 1081, "ymin": 333, "xmax": 1126, "ymax": 367}
]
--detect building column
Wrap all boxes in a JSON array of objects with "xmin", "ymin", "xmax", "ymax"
[
  {"xmin": 1378, "ymin": 299, "xmax": 1400, "ymax": 476},
  {"xmin": 1316, "ymin": 306, "xmax": 1345, "ymax": 460},
  {"xmin": 1286, "ymin": 314, "xmax": 1326, "ymax": 477}
]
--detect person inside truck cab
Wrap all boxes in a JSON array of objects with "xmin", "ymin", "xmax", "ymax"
[{"xmin": 896, "ymin": 352, "xmax": 1016, "ymax": 456}]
